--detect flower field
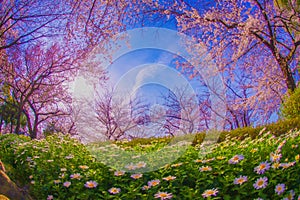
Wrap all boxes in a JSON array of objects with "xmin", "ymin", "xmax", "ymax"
[{"xmin": 0, "ymin": 129, "xmax": 300, "ymax": 199}]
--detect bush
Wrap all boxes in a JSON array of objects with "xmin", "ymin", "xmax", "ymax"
[
  {"xmin": 217, "ymin": 126, "xmax": 261, "ymax": 143},
  {"xmin": 0, "ymin": 133, "xmax": 30, "ymax": 165},
  {"xmin": 280, "ymin": 86, "xmax": 300, "ymax": 119},
  {"xmin": 106, "ymin": 116, "xmax": 300, "ymax": 148},
  {"xmin": 192, "ymin": 117, "xmax": 300, "ymax": 146},
  {"xmin": 266, "ymin": 117, "xmax": 300, "ymax": 136}
]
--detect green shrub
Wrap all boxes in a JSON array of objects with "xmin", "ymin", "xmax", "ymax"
[
  {"xmin": 191, "ymin": 117, "xmax": 300, "ymax": 146},
  {"xmin": 0, "ymin": 133, "xmax": 30, "ymax": 165},
  {"xmin": 266, "ymin": 117, "xmax": 300, "ymax": 136},
  {"xmin": 217, "ymin": 126, "xmax": 261, "ymax": 143},
  {"xmin": 112, "ymin": 116, "xmax": 300, "ymax": 148},
  {"xmin": 280, "ymin": 86, "xmax": 300, "ymax": 119}
]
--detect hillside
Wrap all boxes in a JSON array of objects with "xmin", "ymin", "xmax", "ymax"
[{"xmin": 0, "ymin": 125, "xmax": 300, "ymax": 199}]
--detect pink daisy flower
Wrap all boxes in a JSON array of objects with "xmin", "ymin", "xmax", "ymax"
[
  {"xmin": 154, "ymin": 191, "xmax": 173, "ymax": 199},
  {"xmin": 148, "ymin": 179, "xmax": 160, "ymax": 187},
  {"xmin": 253, "ymin": 177, "xmax": 268, "ymax": 189},
  {"xmin": 130, "ymin": 173, "xmax": 143, "ymax": 179},
  {"xmin": 233, "ymin": 175, "xmax": 248, "ymax": 185},
  {"xmin": 108, "ymin": 187, "xmax": 121, "ymax": 194},
  {"xmin": 275, "ymin": 183, "xmax": 285, "ymax": 195},
  {"xmin": 202, "ymin": 188, "xmax": 218, "ymax": 198},
  {"xmin": 254, "ymin": 161, "xmax": 270, "ymax": 174},
  {"xmin": 228, "ymin": 155, "xmax": 244, "ymax": 164},
  {"xmin": 63, "ymin": 181, "xmax": 71, "ymax": 188},
  {"xmin": 84, "ymin": 180, "xmax": 98, "ymax": 188}
]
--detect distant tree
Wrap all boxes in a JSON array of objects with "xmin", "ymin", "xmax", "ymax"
[
  {"xmin": 158, "ymin": 87, "xmax": 210, "ymax": 135},
  {"xmin": 222, "ymin": 68, "xmax": 283, "ymax": 129},
  {"xmin": 43, "ymin": 122, "xmax": 61, "ymax": 137},
  {"xmin": 93, "ymin": 88, "xmax": 149, "ymax": 141},
  {"xmin": 45, "ymin": 103, "xmax": 80, "ymax": 136}
]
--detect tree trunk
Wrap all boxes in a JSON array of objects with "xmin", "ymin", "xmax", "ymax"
[
  {"xmin": 31, "ymin": 122, "xmax": 38, "ymax": 139},
  {"xmin": 280, "ymin": 60, "xmax": 297, "ymax": 92},
  {"xmin": 0, "ymin": 117, "xmax": 3, "ymax": 133},
  {"xmin": 10, "ymin": 115, "xmax": 14, "ymax": 133},
  {"xmin": 14, "ymin": 107, "xmax": 23, "ymax": 135},
  {"xmin": 23, "ymin": 111, "xmax": 37, "ymax": 139},
  {"xmin": 26, "ymin": 118, "xmax": 33, "ymax": 139}
]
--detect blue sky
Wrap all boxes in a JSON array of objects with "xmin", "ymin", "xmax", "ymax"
[
  {"xmin": 106, "ymin": 48, "xmax": 200, "ymax": 103},
  {"xmin": 76, "ymin": 27, "xmax": 209, "ymax": 106}
]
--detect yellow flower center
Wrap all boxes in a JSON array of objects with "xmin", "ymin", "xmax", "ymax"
[
  {"xmin": 277, "ymin": 186, "xmax": 283, "ymax": 191},
  {"xmin": 206, "ymin": 190, "xmax": 214, "ymax": 195},
  {"xmin": 257, "ymin": 180, "xmax": 264, "ymax": 186},
  {"xmin": 201, "ymin": 166, "xmax": 212, "ymax": 171},
  {"xmin": 233, "ymin": 157, "xmax": 239, "ymax": 161},
  {"xmin": 273, "ymin": 163, "xmax": 280, "ymax": 168},
  {"xmin": 259, "ymin": 164, "xmax": 266, "ymax": 169},
  {"xmin": 237, "ymin": 179, "xmax": 244, "ymax": 183},
  {"xmin": 152, "ymin": 182, "xmax": 158, "ymax": 186},
  {"xmin": 159, "ymin": 193, "xmax": 168, "ymax": 197}
]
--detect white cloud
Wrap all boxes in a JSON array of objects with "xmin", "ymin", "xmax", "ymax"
[{"xmin": 71, "ymin": 76, "xmax": 94, "ymax": 100}]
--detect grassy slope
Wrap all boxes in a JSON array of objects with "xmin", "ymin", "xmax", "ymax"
[{"xmin": 0, "ymin": 119, "xmax": 300, "ymax": 199}]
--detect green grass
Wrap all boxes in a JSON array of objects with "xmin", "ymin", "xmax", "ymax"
[{"xmin": 0, "ymin": 125, "xmax": 300, "ymax": 199}]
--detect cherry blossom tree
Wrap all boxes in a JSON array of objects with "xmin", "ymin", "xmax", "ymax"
[
  {"xmin": 137, "ymin": 0, "xmax": 299, "ymax": 128},
  {"xmin": 138, "ymin": 85, "xmax": 211, "ymax": 137},
  {"xmin": 172, "ymin": 0, "xmax": 299, "ymax": 91},
  {"xmin": 0, "ymin": 0, "xmax": 57, "ymax": 49},
  {"xmin": 0, "ymin": 0, "xmax": 131, "ymax": 83},
  {"xmin": 44, "ymin": 103, "xmax": 80, "ymax": 136},
  {"xmin": 0, "ymin": 43, "xmax": 75, "ymax": 138},
  {"xmin": 92, "ymin": 88, "xmax": 149, "ymax": 141},
  {"xmin": 0, "ymin": 0, "xmax": 132, "ymax": 138},
  {"xmin": 0, "ymin": 0, "xmax": 129, "ymax": 50},
  {"xmin": 159, "ymin": 87, "xmax": 210, "ymax": 135}
]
